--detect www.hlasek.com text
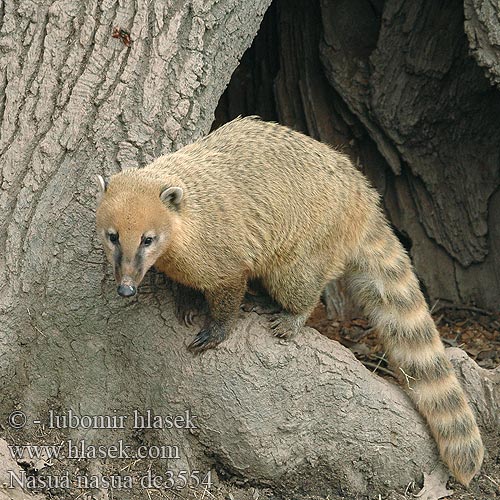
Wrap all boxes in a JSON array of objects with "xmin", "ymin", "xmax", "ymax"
[{"xmin": 9, "ymin": 439, "xmax": 181, "ymax": 461}]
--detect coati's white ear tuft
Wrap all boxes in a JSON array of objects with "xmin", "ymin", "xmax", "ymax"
[
  {"xmin": 96, "ymin": 175, "xmax": 107, "ymax": 202},
  {"xmin": 160, "ymin": 186, "xmax": 184, "ymax": 207}
]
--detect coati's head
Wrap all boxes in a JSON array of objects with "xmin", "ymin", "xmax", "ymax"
[{"xmin": 95, "ymin": 173, "xmax": 184, "ymax": 297}]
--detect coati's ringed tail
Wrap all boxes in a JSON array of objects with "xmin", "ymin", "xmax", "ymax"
[{"xmin": 346, "ymin": 217, "xmax": 483, "ymax": 486}]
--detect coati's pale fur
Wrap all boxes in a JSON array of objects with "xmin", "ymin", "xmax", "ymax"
[{"xmin": 96, "ymin": 117, "xmax": 483, "ymax": 485}]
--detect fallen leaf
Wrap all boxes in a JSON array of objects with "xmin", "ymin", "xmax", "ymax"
[{"xmin": 415, "ymin": 468, "xmax": 453, "ymax": 500}]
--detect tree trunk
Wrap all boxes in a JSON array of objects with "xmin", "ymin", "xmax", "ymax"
[{"xmin": 0, "ymin": 1, "xmax": 498, "ymax": 499}]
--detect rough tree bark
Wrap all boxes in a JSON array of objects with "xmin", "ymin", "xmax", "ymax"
[
  {"xmin": 319, "ymin": 0, "xmax": 500, "ymax": 312},
  {"xmin": 0, "ymin": 1, "xmax": 498, "ymax": 499},
  {"xmin": 464, "ymin": 0, "xmax": 500, "ymax": 86}
]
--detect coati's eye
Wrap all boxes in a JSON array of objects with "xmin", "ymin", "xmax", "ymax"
[
  {"xmin": 142, "ymin": 236, "xmax": 154, "ymax": 247},
  {"xmin": 108, "ymin": 232, "xmax": 119, "ymax": 244}
]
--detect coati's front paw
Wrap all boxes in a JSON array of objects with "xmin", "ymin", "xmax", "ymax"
[
  {"xmin": 269, "ymin": 313, "xmax": 304, "ymax": 339},
  {"xmin": 188, "ymin": 323, "xmax": 227, "ymax": 353}
]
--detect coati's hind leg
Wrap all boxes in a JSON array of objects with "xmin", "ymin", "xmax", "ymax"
[
  {"xmin": 262, "ymin": 264, "xmax": 328, "ymax": 339},
  {"xmin": 172, "ymin": 282, "xmax": 207, "ymax": 326},
  {"xmin": 188, "ymin": 275, "xmax": 247, "ymax": 353}
]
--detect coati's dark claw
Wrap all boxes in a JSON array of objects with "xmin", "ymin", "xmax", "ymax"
[
  {"xmin": 173, "ymin": 283, "xmax": 206, "ymax": 327},
  {"xmin": 188, "ymin": 324, "xmax": 227, "ymax": 353},
  {"xmin": 241, "ymin": 292, "xmax": 282, "ymax": 314},
  {"xmin": 269, "ymin": 313, "xmax": 304, "ymax": 339},
  {"xmin": 176, "ymin": 305, "xmax": 195, "ymax": 326},
  {"xmin": 184, "ymin": 310, "xmax": 195, "ymax": 327}
]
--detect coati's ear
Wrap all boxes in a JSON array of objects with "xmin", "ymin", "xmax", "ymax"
[
  {"xmin": 96, "ymin": 175, "xmax": 108, "ymax": 202},
  {"xmin": 160, "ymin": 186, "xmax": 184, "ymax": 208}
]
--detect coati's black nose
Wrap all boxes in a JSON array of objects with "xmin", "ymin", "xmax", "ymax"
[{"xmin": 117, "ymin": 284, "xmax": 137, "ymax": 297}]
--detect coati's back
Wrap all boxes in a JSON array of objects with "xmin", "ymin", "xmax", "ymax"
[
  {"xmin": 97, "ymin": 116, "xmax": 483, "ymax": 485},
  {"xmin": 141, "ymin": 117, "xmax": 378, "ymax": 271}
]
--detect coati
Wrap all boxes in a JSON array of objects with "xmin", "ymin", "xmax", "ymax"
[{"xmin": 96, "ymin": 116, "xmax": 483, "ymax": 485}]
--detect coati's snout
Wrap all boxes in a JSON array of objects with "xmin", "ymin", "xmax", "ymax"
[
  {"xmin": 116, "ymin": 275, "xmax": 137, "ymax": 297},
  {"xmin": 117, "ymin": 283, "xmax": 137, "ymax": 297}
]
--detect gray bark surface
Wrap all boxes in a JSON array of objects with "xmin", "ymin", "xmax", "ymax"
[
  {"xmin": 319, "ymin": 0, "xmax": 500, "ymax": 310},
  {"xmin": 0, "ymin": 1, "xmax": 498, "ymax": 499},
  {"xmin": 464, "ymin": 0, "xmax": 500, "ymax": 86}
]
